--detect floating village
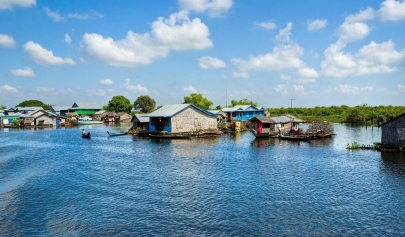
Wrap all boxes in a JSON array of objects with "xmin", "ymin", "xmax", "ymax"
[{"xmin": 1, "ymin": 102, "xmax": 405, "ymax": 152}]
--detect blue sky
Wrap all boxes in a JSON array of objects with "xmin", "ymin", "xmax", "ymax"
[{"xmin": 0, "ymin": 0, "xmax": 404, "ymax": 109}]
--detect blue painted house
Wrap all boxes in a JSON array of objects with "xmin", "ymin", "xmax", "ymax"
[
  {"xmin": 148, "ymin": 104, "xmax": 218, "ymax": 133},
  {"xmin": 221, "ymin": 105, "xmax": 265, "ymax": 121}
]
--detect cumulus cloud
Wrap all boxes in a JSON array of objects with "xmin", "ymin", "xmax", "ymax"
[
  {"xmin": 87, "ymin": 89, "xmax": 107, "ymax": 97},
  {"xmin": 255, "ymin": 21, "xmax": 277, "ymax": 30},
  {"xmin": 100, "ymin": 78, "xmax": 113, "ymax": 85},
  {"xmin": 183, "ymin": 85, "xmax": 197, "ymax": 93},
  {"xmin": 178, "ymin": 0, "xmax": 233, "ymax": 17},
  {"xmin": 345, "ymin": 7, "xmax": 375, "ymax": 23},
  {"xmin": 65, "ymin": 34, "xmax": 71, "ymax": 44},
  {"xmin": 398, "ymin": 84, "xmax": 405, "ymax": 91},
  {"xmin": 0, "ymin": 84, "xmax": 18, "ymax": 93},
  {"xmin": 123, "ymin": 78, "xmax": 148, "ymax": 94},
  {"xmin": 293, "ymin": 85, "xmax": 307, "ymax": 96},
  {"xmin": 0, "ymin": 34, "xmax": 16, "ymax": 47},
  {"xmin": 275, "ymin": 22, "xmax": 292, "ymax": 42},
  {"xmin": 274, "ymin": 84, "xmax": 287, "ymax": 94},
  {"xmin": 280, "ymin": 74, "xmax": 291, "ymax": 81},
  {"xmin": 44, "ymin": 7, "xmax": 64, "ymax": 22},
  {"xmin": 0, "ymin": 0, "xmax": 35, "ymax": 10},
  {"xmin": 297, "ymin": 67, "xmax": 319, "ymax": 78},
  {"xmin": 82, "ymin": 11, "xmax": 212, "ymax": 67},
  {"xmin": 307, "ymin": 19, "xmax": 327, "ymax": 32},
  {"xmin": 198, "ymin": 56, "xmax": 225, "ymax": 69},
  {"xmin": 379, "ymin": 0, "xmax": 405, "ymax": 21},
  {"xmin": 11, "ymin": 67, "xmax": 35, "ymax": 77},
  {"xmin": 23, "ymin": 41, "xmax": 76, "ymax": 66}
]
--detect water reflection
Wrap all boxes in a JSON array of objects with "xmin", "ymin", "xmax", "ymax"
[{"xmin": 380, "ymin": 152, "xmax": 405, "ymax": 176}]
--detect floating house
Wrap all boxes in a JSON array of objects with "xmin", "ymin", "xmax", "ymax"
[
  {"xmin": 131, "ymin": 114, "xmax": 150, "ymax": 130},
  {"xmin": 69, "ymin": 102, "xmax": 101, "ymax": 115},
  {"xmin": 0, "ymin": 112, "xmax": 20, "ymax": 127},
  {"xmin": 221, "ymin": 105, "xmax": 265, "ymax": 121},
  {"xmin": 50, "ymin": 106, "xmax": 69, "ymax": 116},
  {"xmin": 147, "ymin": 104, "xmax": 218, "ymax": 133},
  {"xmin": 249, "ymin": 116, "xmax": 278, "ymax": 137},
  {"xmin": 379, "ymin": 113, "xmax": 405, "ymax": 150},
  {"xmin": 208, "ymin": 110, "xmax": 227, "ymax": 122}
]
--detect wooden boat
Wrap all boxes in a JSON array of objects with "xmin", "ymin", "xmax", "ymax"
[
  {"xmin": 279, "ymin": 132, "xmax": 311, "ymax": 142},
  {"xmin": 107, "ymin": 131, "xmax": 127, "ymax": 137},
  {"xmin": 148, "ymin": 133, "xmax": 191, "ymax": 139},
  {"xmin": 251, "ymin": 129, "xmax": 279, "ymax": 138},
  {"xmin": 76, "ymin": 119, "xmax": 103, "ymax": 125},
  {"xmin": 82, "ymin": 132, "xmax": 91, "ymax": 139}
]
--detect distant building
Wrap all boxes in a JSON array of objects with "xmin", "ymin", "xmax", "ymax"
[
  {"xmin": 69, "ymin": 102, "xmax": 101, "ymax": 115},
  {"xmin": 131, "ymin": 114, "xmax": 150, "ymax": 130},
  {"xmin": 221, "ymin": 105, "xmax": 265, "ymax": 121},
  {"xmin": 379, "ymin": 113, "xmax": 405, "ymax": 150},
  {"xmin": 148, "ymin": 104, "xmax": 217, "ymax": 133}
]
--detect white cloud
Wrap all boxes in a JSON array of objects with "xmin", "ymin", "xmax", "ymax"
[
  {"xmin": 67, "ymin": 10, "xmax": 103, "ymax": 20},
  {"xmin": 178, "ymin": 0, "xmax": 233, "ymax": 17},
  {"xmin": 322, "ymin": 40, "xmax": 404, "ymax": 77},
  {"xmin": 65, "ymin": 34, "xmax": 71, "ymax": 44},
  {"xmin": 11, "ymin": 67, "xmax": 35, "ymax": 77},
  {"xmin": 23, "ymin": 41, "xmax": 76, "ymax": 66},
  {"xmin": 183, "ymin": 85, "xmax": 197, "ymax": 93},
  {"xmin": 297, "ymin": 67, "xmax": 319, "ymax": 78},
  {"xmin": 255, "ymin": 21, "xmax": 277, "ymax": 30},
  {"xmin": 0, "ymin": 0, "xmax": 35, "ymax": 10},
  {"xmin": 307, "ymin": 19, "xmax": 327, "ymax": 32},
  {"xmin": 293, "ymin": 85, "xmax": 307, "ymax": 96},
  {"xmin": 337, "ymin": 21, "xmax": 371, "ymax": 45},
  {"xmin": 275, "ymin": 22, "xmax": 292, "ymax": 43},
  {"xmin": 198, "ymin": 56, "xmax": 225, "ymax": 69},
  {"xmin": 0, "ymin": 84, "xmax": 18, "ymax": 93},
  {"xmin": 44, "ymin": 7, "xmax": 64, "ymax": 22},
  {"xmin": 0, "ymin": 34, "xmax": 16, "ymax": 47},
  {"xmin": 334, "ymin": 84, "xmax": 374, "ymax": 95},
  {"xmin": 379, "ymin": 0, "xmax": 405, "ymax": 21},
  {"xmin": 100, "ymin": 78, "xmax": 113, "ymax": 85},
  {"xmin": 345, "ymin": 7, "xmax": 375, "ymax": 23},
  {"xmin": 232, "ymin": 71, "xmax": 249, "ymax": 78},
  {"xmin": 83, "ymin": 11, "xmax": 212, "ymax": 67},
  {"xmin": 398, "ymin": 84, "xmax": 405, "ymax": 91},
  {"xmin": 123, "ymin": 78, "xmax": 148, "ymax": 94},
  {"xmin": 274, "ymin": 84, "xmax": 287, "ymax": 94}
]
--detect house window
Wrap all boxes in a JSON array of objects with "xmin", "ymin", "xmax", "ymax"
[{"xmin": 239, "ymin": 112, "xmax": 242, "ymax": 117}]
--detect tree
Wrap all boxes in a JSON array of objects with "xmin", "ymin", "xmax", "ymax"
[
  {"xmin": 183, "ymin": 93, "xmax": 213, "ymax": 110},
  {"xmin": 102, "ymin": 105, "xmax": 108, "ymax": 110},
  {"xmin": 15, "ymin": 100, "xmax": 51, "ymax": 110},
  {"xmin": 230, "ymin": 98, "xmax": 258, "ymax": 107},
  {"xmin": 0, "ymin": 104, "xmax": 6, "ymax": 110},
  {"xmin": 107, "ymin": 95, "xmax": 132, "ymax": 113},
  {"xmin": 133, "ymin": 95, "xmax": 156, "ymax": 113}
]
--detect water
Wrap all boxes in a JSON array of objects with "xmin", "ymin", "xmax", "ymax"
[{"xmin": 1, "ymin": 124, "xmax": 404, "ymax": 236}]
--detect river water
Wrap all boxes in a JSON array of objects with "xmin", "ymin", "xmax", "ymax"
[{"xmin": 0, "ymin": 124, "xmax": 404, "ymax": 236}]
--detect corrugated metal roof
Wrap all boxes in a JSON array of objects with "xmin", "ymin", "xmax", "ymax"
[
  {"xmin": 148, "ymin": 104, "xmax": 216, "ymax": 118},
  {"xmin": 16, "ymin": 107, "xmax": 43, "ymax": 111},
  {"xmin": 249, "ymin": 116, "xmax": 276, "ymax": 123},
  {"xmin": 72, "ymin": 102, "xmax": 100, "ymax": 109},
  {"xmin": 222, "ymin": 105, "xmax": 263, "ymax": 112},
  {"xmin": 271, "ymin": 116, "xmax": 293, "ymax": 123},
  {"xmin": 133, "ymin": 114, "xmax": 150, "ymax": 123}
]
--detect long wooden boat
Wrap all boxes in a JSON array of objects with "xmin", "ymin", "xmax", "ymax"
[
  {"xmin": 148, "ymin": 133, "xmax": 191, "ymax": 139},
  {"xmin": 82, "ymin": 132, "xmax": 91, "ymax": 139},
  {"xmin": 279, "ymin": 133, "xmax": 311, "ymax": 142},
  {"xmin": 107, "ymin": 131, "xmax": 128, "ymax": 137},
  {"xmin": 76, "ymin": 120, "xmax": 103, "ymax": 125}
]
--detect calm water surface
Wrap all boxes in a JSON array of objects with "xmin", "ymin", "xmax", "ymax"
[{"xmin": 1, "ymin": 124, "xmax": 404, "ymax": 236}]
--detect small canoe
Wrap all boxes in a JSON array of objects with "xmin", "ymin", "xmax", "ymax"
[
  {"xmin": 82, "ymin": 132, "xmax": 91, "ymax": 139},
  {"xmin": 107, "ymin": 131, "xmax": 127, "ymax": 137}
]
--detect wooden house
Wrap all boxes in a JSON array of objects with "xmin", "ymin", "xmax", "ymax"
[
  {"xmin": 221, "ymin": 105, "xmax": 265, "ymax": 121},
  {"xmin": 103, "ymin": 112, "xmax": 116, "ymax": 123},
  {"xmin": 378, "ymin": 113, "xmax": 405, "ymax": 150},
  {"xmin": 148, "ymin": 104, "xmax": 218, "ymax": 133},
  {"xmin": 131, "ymin": 114, "xmax": 150, "ymax": 130},
  {"xmin": 249, "ymin": 116, "xmax": 278, "ymax": 137},
  {"xmin": 30, "ymin": 110, "xmax": 57, "ymax": 126},
  {"xmin": 115, "ymin": 112, "xmax": 132, "ymax": 123},
  {"xmin": 0, "ymin": 112, "xmax": 20, "ymax": 127},
  {"xmin": 208, "ymin": 110, "xmax": 227, "ymax": 122}
]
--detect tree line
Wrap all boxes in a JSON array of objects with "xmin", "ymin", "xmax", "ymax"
[{"xmin": 3, "ymin": 96, "xmax": 404, "ymax": 125}]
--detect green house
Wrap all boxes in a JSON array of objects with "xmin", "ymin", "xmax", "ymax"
[{"xmin": 69, "ymin": 102, "xmax": 101, "ymax": 115}]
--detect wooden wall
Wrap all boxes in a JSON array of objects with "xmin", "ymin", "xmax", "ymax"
[
  {"xmin": 171, "ymin": 107, "xmax": 217, "ymax": 133},
  {"xmin": 381, "ymin": 114, "xmax": 405, "ymax": 148}
]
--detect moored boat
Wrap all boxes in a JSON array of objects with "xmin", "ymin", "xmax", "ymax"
[
  {"xmin": 148, "ymin": 133, "xmax": 191, "ymax": 139},
  {"xmin": 107, "ymin": 131, "xmax": 128, "ymax": 137},
  {"xmin": 82, "ymin": 132, "xmax": 91, "ymax": 139}
]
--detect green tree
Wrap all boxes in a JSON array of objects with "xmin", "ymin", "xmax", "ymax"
[
  {"xmin": 107, "ymin": 95, "xmax": 132, "ymax": 113},
  {"xmin": 183, "ymin": 93, "xmax": 213, "ymax": 110},
  {"xmin": 133, "ymin": 95, "xmax": 156, "ymax": 113},
  {"xmin": 102, "ymin": 105, "xmax": 108, "ymax": 110},
  {"xmin": 15, "ymin": 100, "xmax": 51, "ymax": 110},
  {"xmin": 230, "ymin": 98, "xmax": 258, "ymax": 107},
  {"xmin": 0, "ymin": 104, "xmax": 6, "ymax": 110}
]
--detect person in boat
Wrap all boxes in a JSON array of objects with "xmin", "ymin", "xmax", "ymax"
[{"xmin": 82, "ymin": 129, "xmax": 86, "ymax": 135}]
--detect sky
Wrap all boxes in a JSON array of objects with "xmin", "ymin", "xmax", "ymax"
[{"xmin": 0, "ymin": 0, "xmax": 404, "ymax": 109}]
